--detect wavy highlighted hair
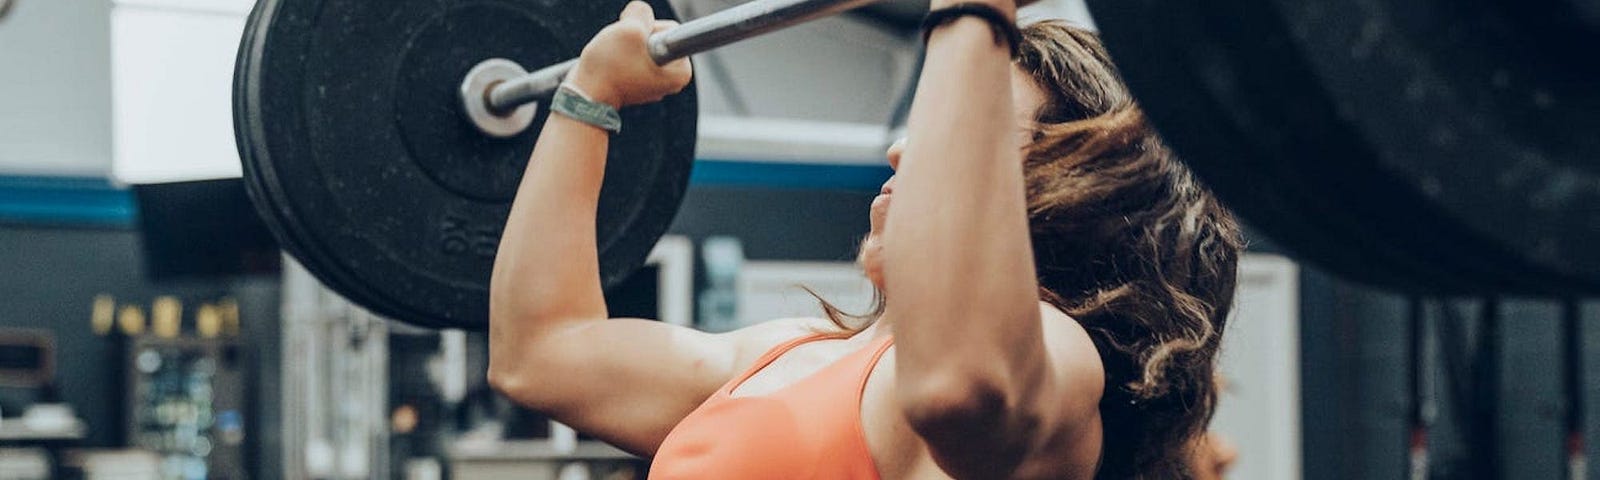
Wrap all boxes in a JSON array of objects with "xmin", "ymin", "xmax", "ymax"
[{"xmin": 815, "ymin": 20, "xmax": 1244, "ymax": 479}]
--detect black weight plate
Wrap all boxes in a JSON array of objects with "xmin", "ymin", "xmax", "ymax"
[
  {"xmin": 234, "ymin": 0, "xmax": 414, "ymax": 319},
  {"xmin": 1272, "ymin": 0, "xmax": 1600, "ymax": 293},
  {"xmin": 1087, "ymin": 0, "xmax": 1600, "ymax": 296},
  {"xmin": 235, "ymin": 0, "xmax": 698, "ymax": 329},
  {"xmin": 1082, "ymin": 0, "xmax": 1484, "ymax": 294}
]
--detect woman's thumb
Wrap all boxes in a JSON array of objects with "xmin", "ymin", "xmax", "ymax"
[{"xmin": 619, "ymin": 1, "xmax": 654, "ymax": 24}]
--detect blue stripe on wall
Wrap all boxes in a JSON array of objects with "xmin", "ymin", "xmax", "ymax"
[
  {"xmin": 690, "ymin": 159, "xmax": 892, "ymax": 192},
  {"xmin": 0, "ymin": 160, "xmax": 887, "ymax": 227},
  {"xmin": 0, "ymin": 176, "xmax": 135, "ymax": 228}
]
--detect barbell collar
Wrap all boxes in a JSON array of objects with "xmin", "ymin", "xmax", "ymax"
[
  {"xmin": 462, "ymin": 59, "xmax": 540, "ymax": 138},
  {"xmin": 479, "ymin": 0, "xmax": 880, "ymax": 121}
]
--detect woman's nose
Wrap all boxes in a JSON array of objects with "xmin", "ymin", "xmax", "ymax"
[{"xmin": 886, "ymin": 138, "xmax": 906, "ymax": 171}]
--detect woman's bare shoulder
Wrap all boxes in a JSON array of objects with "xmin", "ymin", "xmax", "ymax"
[
  {"xmin": 720, "ymin": 317, "xmax": 843, "ymax": 367},
  {"xmin": 1038, "ymin": 302, "xmax": 1107, "ymax": 417}
]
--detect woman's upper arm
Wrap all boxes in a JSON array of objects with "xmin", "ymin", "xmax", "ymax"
[{"xmin": 489, "ymin": 316, "xmax": 819, "ymax": 456}]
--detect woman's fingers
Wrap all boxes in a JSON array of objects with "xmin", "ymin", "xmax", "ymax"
[{"xmin": 650, "ymin": 20, "xmax": 692, "ymax": 86}]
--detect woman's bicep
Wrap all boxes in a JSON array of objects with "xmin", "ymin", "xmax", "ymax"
[
  {"xmin": 491, "ymin": 319, "xmax": 740, "ymax": 454},
  {"xmin": 490, "ymin": 317, "xmax": 818, "ymax": 455}
]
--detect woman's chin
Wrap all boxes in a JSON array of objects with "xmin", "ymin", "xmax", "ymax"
[
  {"xmin": 858, "ymin": 238, "xmax": 885, "ymax": 289},
  {"xmin": 864, "ymin": 265, "xmax": 884, "ymax": 290}
]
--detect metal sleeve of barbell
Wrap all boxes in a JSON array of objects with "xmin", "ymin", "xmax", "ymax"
[{"xmin": 486, "ymin": 0, "xmax": 881, "ymax": 113}]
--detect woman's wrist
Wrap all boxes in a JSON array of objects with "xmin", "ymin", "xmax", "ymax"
[
  {"xmin": 922, "ymin": 2, "xmax": 1023, "ymax": 58},
  {"xmin": 565, "ymin": 64, "xmax": 625, "ymax": 109}
]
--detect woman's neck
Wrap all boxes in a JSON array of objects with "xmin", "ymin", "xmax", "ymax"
[{"xmin": 861, "ymin": 308, "xmax": 896, "ymax": 340}]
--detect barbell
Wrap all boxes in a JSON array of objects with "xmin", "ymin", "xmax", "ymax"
[
  {"xmin": 460, "ymin": 0, "xmax": 881, "ymax": 138},
  {"xmin": 234, "ymin": 0, "xmax": 1599, "ymax": 330},
  {"xmin": 234, "ymin": 0, "xmax": 900, "ymax": 329}
]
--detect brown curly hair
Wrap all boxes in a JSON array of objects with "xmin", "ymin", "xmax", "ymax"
[
  {"xmin": 814, "ymin": 20, "xmax": 1243, "ymax": 479},
  {"xmin": 1017, "ymin": 21, "xmax": 1243, "ymax": 479}
]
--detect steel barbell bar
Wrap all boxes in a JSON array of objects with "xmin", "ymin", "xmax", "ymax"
[{"xmin": 460, "ymin": 0, "xmax": 881, "ymax": 138}]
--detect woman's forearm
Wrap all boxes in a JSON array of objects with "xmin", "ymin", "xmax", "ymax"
[
  {"xmin": 887, "ymin": 15, "xmax": 1047, "ymax": 410},
  {"xmin": 490, "ymin": 113, "xmax": 613, "ymax": 337}
]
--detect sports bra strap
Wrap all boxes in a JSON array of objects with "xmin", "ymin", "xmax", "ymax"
[
  {"xmin": 726, "ymin": 332, "xmax": 847, "ymax": 394},
  {"xmin": 854, "ymin": 335, "xmax": 896, "ymax": 399}
]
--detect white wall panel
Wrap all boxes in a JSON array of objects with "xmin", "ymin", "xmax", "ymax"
[
  {"xmin": 1214, "ymin": 254, "xmax": 1303, "ymax": 480},
  {"xmin": 0, "ymin": 0, "xmax": 114, "ymax": 176},
  {"xmin": 110, "ymin": 4, "xmax": 247, "ymax": 184},
  {"xmin": 735, "ymin": 261, "xmax": 876, "ymax": 328},
  {"xmin": 1020, "ymin": 0, "xmax": 1096, "ymax": 30},
  {"xmin": 677, "ymin": 0, "xmax": 918, "ymax": 123}
]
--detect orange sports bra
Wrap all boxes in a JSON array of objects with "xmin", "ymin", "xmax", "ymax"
[{"xmin": 648, "ymin": 332, "xmax": 896, "ymax": 480}]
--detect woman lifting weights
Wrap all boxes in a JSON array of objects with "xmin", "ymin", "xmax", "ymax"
[{"xmin": 488, "ymin": 0, "xmax": 1242, "ymax": 478}]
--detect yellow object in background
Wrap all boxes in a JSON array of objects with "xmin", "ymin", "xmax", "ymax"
[
  {"xmin": 92, "ymin": 294, "xmax": 116, "ymax": 336},
  {"xmin": 118, "ymin": 305, "xmax": 146, "ymax": 336},
  {"xmin": 152, "ymin": 296, "xmax": 182, "ymax": 338},
  {"xmin": 196, "ymin": 304, "xmax": 222, "ymax": 339}
]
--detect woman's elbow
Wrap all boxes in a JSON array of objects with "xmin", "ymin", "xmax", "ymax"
[
  {"xmin": 486, "ymin": 328, "xmax": 531, "ymax": 396},
  {"xmin": 486, "ymin": 308, "xmax": 543, "ymax": 402},
  {"xmin": 485, "ymin": 317, "xmax": 580, "ymax": 409},
  {"xmin": 899, "ymin": 373, "xmax": 1037, "ymax": 474},
  {"xmin": 486, "ymin": 358, "xmax": 526, "ymax": 398},
  {"xmin": 902, "ymin": 372, "xmax": 1036, "ymax": 451},
  {"xmin": 486, "ymin": 345, "xmax": 558, "ymax": 409},
  {"xmin": 900, "ymin": 371, "xmax": 1014, "ymax": 436}
]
